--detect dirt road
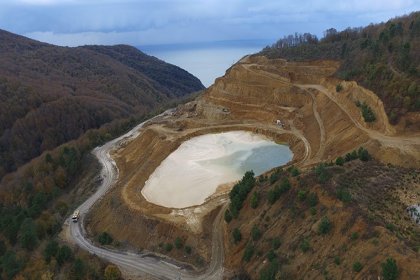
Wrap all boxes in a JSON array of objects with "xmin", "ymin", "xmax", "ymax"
[
  {"xmin": 300, "ymin": 84, "xmax": 420, "ymax": 152},
  {"xmin": 66, "ymin": 57, "xmax": 420, "ymax": 279},
  {"xmin": 238, "ymin": 59, "xmax": 420, "ymax": 165},
  {"xmin": 67, "ymin": 110, "xmax": 225, "ymax": 279}
]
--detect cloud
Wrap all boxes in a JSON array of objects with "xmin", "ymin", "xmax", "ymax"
[
  {"xmin": 247, "ymin": 0, "xmax": 415, "ymax": 13},
  {"xmin": 0, "ymin": 0, "xmax": 418, "ymax": 46},
  {"xmin": 10, "ymin": 0, "xmax": 76, "ymax": 5}
]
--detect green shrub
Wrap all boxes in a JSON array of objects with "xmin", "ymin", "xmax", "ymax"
[
  {"xmin": 335, "ymin": 156, "xmax": 345, "ymax": 166},
  {"xmin": 318, "ymin": 216, "xmax": 332, "ymax": 234},
  {"xmin": 232, "ymin": 228, "xmax": 242, "ymax": 244},
  {"xmin": 56, "ymin": 245, "xmax": 73, "ymax": 266},
  {"xmin": 280, "ymin": 178, "xmax": 291, "ymax": 192},
  {"xmin": 258, "ymin": 175, "xmax": 267, "ymax": 183},
  {"xmin": 345, "ymin": 150, "xmax": 358, "ymax": 161},
  {"xmin": 229, "ymin": 171, "xmax": 256, "ymax": 218},
  {"xmin": 71, "ymin": 258, "xmax": 86, "ymax": 280},
  {"xmin": 98, "ymin": 232, "xmax": 113, "ymax": 245},
  {"xmin": 315, "ymin": 163, "xmax": 331, "ymax": 183},
  {"xmin": 267, "ymin": 186, "xmax": 280, "ymax": 204},
  {"xmin": 353, "ymin": 261, "xmax": 363, "ymax": 272},
  {"xmin": 300, "ymin": 238, "xmax": 310, "ymax": 252},
  {"xmin": 19, "ymin": 218, "xmax": 38, "ymax": 251},
  {"xmin": 1, "ymin": 251, "xmax": 23, "ymax": 279},
  {"xmin": 297, "ymin": 190, "xmax": 307, "ymax": 201},
  {"xmin": 243, "ymin": 244, "xmax": 255, "ymax": 262},
  {"xmin": 308, "ymin": 193, "xmax": 319, "ymax": 207},
  {"xmin": 337, "ymin": 188, "xmax": 352, "ymax": 202},
  {"xmin": 250, "ymin": 192, "xmax": 260, "ymax": 209},
  {"xmin": 386, "ymin": 223, "xmax": 395, "ymax": 232},
  {"xmin": 269, "ymin": 169, "xmax": 282, "ymax": 184},
  {"xmin": 271, "ymin": 237, "xmax": 281, "ymax": 249},
  {"xmin": 357, "ymin": 101, "xmax": 376, "ymax": 122},
  {"xmin": 259, "ymin": 259, "xmax": 280, "ymax": 280},
  {"xmin": 334, "ymin": 256, "xmax": 341, "ymax": 265},
  {"xmin": 164, "ymin": 243, "xmax": 173, "ymax": 252},
  {"xmin": 174, "ymin": 237, "xmax": 183, "ymax": 249},
  {"xmin": 336, "ymin": 84, "xmax": 343, "ymax": 92},
  {"xmin": 251, "ymin": 225, "xmax": 262, "ymax": 241},
  {"xmin": 343, "ymin": 147, "xmax": 371, "ymax": 162},
  {"xmin": 184, "ymin": 245, "xmax": 192, "ymax": 254},
  {"xmin": 267, "ymin": 178, "xmax": 291, "ymax": 204},
  {"xmin": 290, "ymin": 166, "xmax": 300, "ymax": 177},
  {"xmin": 357, "ymin": 147, "xmax": 371, "ymax": 161},
  {"xmin": 350, "ymin": 232, "xmax": 359, "ymax": 240},
  {"xmin": 224, "ymin": 210, "xmax": 232, "ymax": 223},
  {"xmin": 381, "ymin": 258, "xmax": 398, "ymax": 280},
  {"xmin": 310, "ymin": 207, "xmax": 317, "ymax": 215},
  {"xmin": 266, "ymin": 249, "xmax": 277, "ymax": 262},
  {"xmin": 72, "ymin": 258, "xmax": 86, "ymax": 280},
  {"xmin": 0, "ymin": 240, "xmax": 5, "ymax": 257},
  {"xmin": 43, "ymin": 240, "xmax": 59, "ymax": 263}
]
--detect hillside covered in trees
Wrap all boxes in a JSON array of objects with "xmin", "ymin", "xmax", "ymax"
[
  {"xmin": 261, "ymin": 12, "xmax": 419, "ymax": 124},
  {"xmin": 0, "ymin": 29, "xmax": 204, "ymax": 279},
  {"xmin": 0, "ymin": 29, "xmax": 204, "ymax": 179},
  {"xmin": 225, "ymin": 160, "xmax": 420, "ymax": 279}
]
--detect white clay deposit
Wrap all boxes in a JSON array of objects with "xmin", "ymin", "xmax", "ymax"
[{"xmin": 141, "ymin": 131, "xmax": 293, "ymax": 208}]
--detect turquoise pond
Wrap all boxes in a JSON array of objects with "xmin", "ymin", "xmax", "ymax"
[{"xmin": 142, "ymin": 131, "xmax": 293, "ymax": 208}]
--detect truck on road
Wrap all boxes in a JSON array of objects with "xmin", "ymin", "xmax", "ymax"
[{"xmin": 72, "ymin": 210, "xmax": 80, "ymax": 222}]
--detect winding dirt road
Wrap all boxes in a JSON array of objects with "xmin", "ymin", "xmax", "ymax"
[
  {"xmin": 239, "ymin": 59, "xmax": 420, "ymax": 164},
  {"xmin": 300, "ymin": 84, "xmax": 420, "ymax": 151},
  {"xmin": 67, "ymin": 110, "xmax": 226, "ymax": 280},
  {"xmin": 65, "ymin": 57, "xmax": 420, "ymax": 279}
]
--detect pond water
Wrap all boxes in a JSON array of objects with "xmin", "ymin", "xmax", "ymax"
[{"xmin": 141, "ymin": 131, "xmax": 293, "ymax": 208}]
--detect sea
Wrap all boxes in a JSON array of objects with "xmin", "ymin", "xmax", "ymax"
[{"xmin": 139, "ymin": 40, "xmax": 273, "ymax": 87}]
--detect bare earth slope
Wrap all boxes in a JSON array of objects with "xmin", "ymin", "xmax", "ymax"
[
  {"xmin": 261, "ymin": 12, "xmax": 420, "ymax": 125},
  {"xmin": 81, "ymin": 55, "xmax": 419, "ymax": 279}
]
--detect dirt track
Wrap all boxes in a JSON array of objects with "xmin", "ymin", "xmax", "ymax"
[
  {"xmin": 235, "ymin": 56, "xmax": 419, "ymax": 167},
  {"xmin": 65, "ymin": 110, "xmax": 228, "ymax": 279},
  {"xmin": 299, "ymin": 84, "xmax": 420, "ymax": 164},
  {"xmin": 66, "ymin": 55, "xmax": 420, "ymax": 279}
]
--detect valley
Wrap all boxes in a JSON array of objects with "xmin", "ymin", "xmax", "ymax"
[
  {"xmin": 71, "ymin": 55, "xmax": 419, "ymax": 279},
  {"xmin": 0, "ymin": 6, "xmax": 418, "ymax": 280},
  {"xmin": 0, "ymin": 29, "xmax": 204, "ymax": 279}
]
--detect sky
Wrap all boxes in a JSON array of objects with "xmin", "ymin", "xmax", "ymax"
[{"xmin": 0, "ymin": 0, "xmax": 419, "ymax": 47}]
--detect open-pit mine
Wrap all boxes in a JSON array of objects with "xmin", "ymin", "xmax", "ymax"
[{"xmin": 67, "ymin": 55, "xmax": 420, "ymax": 279}]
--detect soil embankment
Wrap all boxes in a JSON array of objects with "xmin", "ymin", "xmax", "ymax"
[{"xmin": 86, "ymin": 55, "xmax": 420, "ymax": 277}]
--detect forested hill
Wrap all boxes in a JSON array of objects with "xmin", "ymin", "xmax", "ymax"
[
  {"xmin": 260, "ymin": 11, "xmax": 419, "ymax": 124},
  {"xmin": 0, "ymin": 29, "xmax": 204, "ymax": 178}
]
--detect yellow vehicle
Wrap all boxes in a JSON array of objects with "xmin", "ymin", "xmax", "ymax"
[{"xmin": 72, "ymin": 210, "xmax": 80, "ymax": 223}]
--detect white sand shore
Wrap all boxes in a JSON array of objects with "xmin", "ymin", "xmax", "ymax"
[{"xmin": 141, "ymin": 131, "xmax": 292, "ymax": 208}]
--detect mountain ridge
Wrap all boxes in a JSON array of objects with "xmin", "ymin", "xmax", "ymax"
[
  {"xmin": 260, "ymin": 11, "xmax": 420, "ymax": 126},
  {"xmin": 0, "ymin": 29, "xmax": 204, "ymax": 178}
]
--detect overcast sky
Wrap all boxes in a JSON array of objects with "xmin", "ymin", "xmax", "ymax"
[{"xmin": 0, "ymin": 0, "xmax": 418, "ymax": 47}]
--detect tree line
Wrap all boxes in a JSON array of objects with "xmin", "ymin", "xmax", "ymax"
[
  {"xmin": 0, "ymin": 112, "xmax": 150, "ymax": 279},
  {"xmin": 261, "ymin": 11, "xmax": 419, "ymax": 124}
]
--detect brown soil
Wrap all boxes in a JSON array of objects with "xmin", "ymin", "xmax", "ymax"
[
  {"xmin": 86, "ymin": 55, "xmax": 420, "ymax": 275},
  {"xmin": 224, "ymin": 161, "xmax": 420, "ymax": 279}
]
